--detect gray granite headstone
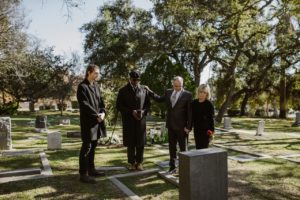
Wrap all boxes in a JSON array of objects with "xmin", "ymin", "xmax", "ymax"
[
  {"xmin": 179, "ymin": 148, "xmax": 228, "ymax": 200},
  {"xmin": 0, "ymin": 117, "xmax": 12, "ymax": 150},
  {"xmin": 35, "ymin": 115, "xmax": 47, "ymax": 129},
  {"xmin": 47, "ymin": 132, "xmax": 61, "ymax": 150},
  {"xmin": 223, "ymin": 117, "xmax": 232, "ymax": 129},
  {"xmin": 292, "ymin": 112, "xmax": 300, "ymax": 127}
]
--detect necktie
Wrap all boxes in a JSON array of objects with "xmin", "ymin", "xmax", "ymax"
[
  {"xmin": 171, "ymin": 91, "xmax": 178, "ymax": 107},
  {"xmin": 133, "ymin": 86, "xmax": 137, "ymax": 93}
]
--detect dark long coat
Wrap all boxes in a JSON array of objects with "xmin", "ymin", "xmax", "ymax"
[
  {"xmin": 116, "ymin": 83, "xmax": 151, "ymax": 147},
  {"xmin": 77, "ymin": 79, "xmax": 106, "ymax": 142}
]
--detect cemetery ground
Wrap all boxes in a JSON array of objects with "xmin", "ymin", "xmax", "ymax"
[{"xmin": 0, "ymin": 111, "xmax": 300, "ymax": 200}]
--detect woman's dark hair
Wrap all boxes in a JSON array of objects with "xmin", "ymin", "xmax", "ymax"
[{"xmin": 85, "ymin": 64, "xmax": 99, "ymax": 78}]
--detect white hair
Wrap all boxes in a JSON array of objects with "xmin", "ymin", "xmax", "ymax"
[
  {"xmin": 197, "ymin": 84, "xmax": 211, "ymax": 100},
  {"xmin": 172, "ymin": 76, "xmax": 184, "ymax": 86}
]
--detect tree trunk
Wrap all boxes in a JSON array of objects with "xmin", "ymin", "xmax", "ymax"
[
  {"xmin": 240, "ymin": 92, "xmax": 250, "ymax": 116},
  {"xmin": 215, "ymin": 79, "xmax": 236, "ymax": 123},
  {"xmin": 193, "ymin": 56, "xmax": 201, "ymax": 86},
  {"xmin": 60, "ymin": 99, "xmax": 64, "ymax": 116},
  {"xmin": 279, "ymin": 65, "xmax": 286, "ymax": 118},
  {"xmin": 29, "ymin": 101, "xmax": 35, "ymax": 112},
  {"xmin": 160, "ymin": 109, "xmax": 165, "ymax": 119}
]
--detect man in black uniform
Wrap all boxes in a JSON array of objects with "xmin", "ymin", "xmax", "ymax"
[{"xmin": 116, "ymin": 70, "xmax": 151, "ymax": 171}]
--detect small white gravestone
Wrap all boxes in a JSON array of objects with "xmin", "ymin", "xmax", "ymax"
[
  {"xmin": 0, "ymin": 117, "xmax": 12, "ymax": 150},
  {"xmin": 256, "ymin": 120, "xmax": 265, "ymax": 136},
  {"xmin": 223, "ymin": 117, "xmax": 232, "ymax": 129},
  {"xmin": 47, "ymin": 132, "xmax": 62, "ymax": 150},
  {"xmin": 160, "ymin": 122, "xmax": 166, "ymax": 136},
  {"xmin": 59, "ymin": 118, "xmax": 70, "ymax": 125},
  {"xmin": 149, "ymin": 129, "xmax": 155, "ymax": 140},
  {"xmin": 292, "ymin": 112, "xmax": 300, "ymax": 127}
]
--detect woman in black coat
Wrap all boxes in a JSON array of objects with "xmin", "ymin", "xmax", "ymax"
[
  {"xmin": 191, "ymin": 84, "xmax": 215, "ymax": 149},
  {"xmin": 116, "ymin": 71, "xmax": 151, "ymax": 171},
  {"xmin": 77, "ymin": 64, "xmax": 106, "ymax": 184}
]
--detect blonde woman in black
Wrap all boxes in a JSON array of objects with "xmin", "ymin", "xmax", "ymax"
[{"xmin": 191, "ymin": 84, "xmax": 215, "ymax": 149}]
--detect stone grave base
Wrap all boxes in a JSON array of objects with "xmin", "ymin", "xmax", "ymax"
[
  {"xmin": 278, "ymin": 154, "xmax": 300, "ymax": 164},
  {"xmin": 108, "ymin": 168, "xmax": 160, "ymax": 200},
  {"xmin": 67, "ymin": 131, "xmax": 81, "ymax": 138},
  {"xmin": 0, "ymin": 168, "xmax": 41, "ymax": 178},
  {"xmin": 215, "ymin": 128, "xmax": 239, "ymax": 139},
  {"xmin": 213, "ymin": 144, "xmax": 271, "ymax": 162},
  {"xmin": 0, "ymin": 149, "xmax": 53, "ymax": 183},
  {"xmin": 158, "ymin": 171, "xmax": 179, "ymax": 186}
]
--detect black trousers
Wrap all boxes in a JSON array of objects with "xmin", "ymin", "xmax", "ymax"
[
  {"xmin": 194, "ymin": 130, "xmax": 209, "ymax": 149},
  {"xmin": 127, "ymin": 145, "xmax": 144, "ymax": 164},
  {"xmin": 168, "ymin": 128, "xmax": 188, "ymax": 169},
  {"xmin": 79, "ymin": 140, "xmax": 98, "ymax": 175}
]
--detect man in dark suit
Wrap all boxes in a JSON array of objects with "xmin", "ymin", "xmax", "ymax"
[
  {"xmin": 147, "ymin": 76, "xmax": 192, "ymax": 173},
  {"xmin": 77, "ymin": 64, "xmax": 106, "ymax": 184},
  {"xmin": 116, "ymin": 70, "xmax": 151, "ymax": 171}
]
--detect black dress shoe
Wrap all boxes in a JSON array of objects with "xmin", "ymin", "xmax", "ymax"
[
  {"xmin": 80, "ymin": 175, "xmax": 96, "ymax": 184},
  {"xmin": 88, "ymin": 170, "xmax": 105, "ymax": 177}
]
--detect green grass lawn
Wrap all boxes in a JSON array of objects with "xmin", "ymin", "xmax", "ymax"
[
  {"xmin": 230, "ymin": 117, "xmax": 300, "ymax": 132},
  {"xmin": 0, "ymin": 154, "xmax": 41, "ymax": 171},
  {"xmin": 0, "ymin": 112, "xmax": 300, "ymax": 199}
]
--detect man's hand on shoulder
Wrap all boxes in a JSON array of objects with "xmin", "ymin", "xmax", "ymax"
[{"xmin": 144, "ymin": 85, "xmax": 153, "ymax": 93}]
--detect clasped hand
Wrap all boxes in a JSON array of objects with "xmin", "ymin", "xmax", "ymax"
[
  {"xmin": 184, "ymin": 127, "xmax": 191, "ymax": 134},
  {"xmin": 97, "ymin": 112, "xmax": 105, "ymax": 123},
  {"xmin": 132, "ymin": 110, "xmax": 144, "ymax": 120}
]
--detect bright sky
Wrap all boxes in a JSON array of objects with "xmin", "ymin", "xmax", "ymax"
[
  {"xmin": 21, "ymin": 0, "xmax": 209, "ymax": 83},
  {"xmin": 21, "ymin": 0, "xmax": 153, "ymax": 56}
]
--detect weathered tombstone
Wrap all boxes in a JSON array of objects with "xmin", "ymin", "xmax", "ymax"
[
  {"xmin": 67, "ymin": 131, "xmax": 81, "ymax": 138},
  {"xmin": 149, "ymin": 129, "xmax": 155, "ymax": 144},
  {"xmin": 273, "ymin": 107, "xmax": 279, "ymax": 118},
  {"xmin": 47, "ymin": 132, "xmax": 61, "ymax": 150},
  {"xmin": 0, "ymin": 117, "xmax": 12, "ymax": 150},
  {"xmin": 160, "ymin": 122, "xmax": 166, "ymax": 136},
  {"xmin": 35, "ymin": 115, "xmax": 47, "ymax": 129},
  {"xmin": 292, "ymin": 112, "xmax": 300, "ymax": 127},
  {"xmin": 179, "ymin": 148, "xmax": 228, "ymax": 200},
  {"xmin": 59, "ymin": 118, "xmax": 70, "ymax": 125},
  {"xmin": 256, "ymin": 120, "xmax": 265, "ymax": 136},
  {"xmin": 223, "ymin": 117, "xmax": 232, "ymax": 129}
]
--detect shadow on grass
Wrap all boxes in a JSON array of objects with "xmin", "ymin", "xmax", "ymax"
[
  {"xmin": 229, "ymin": 158, "xmax": 300, "ymax": 200},
  {"xmin": 121, "ymin": 174, "xmax": 178, "ymax": 199},
  {"xmin": 0, "ymin": 154, "xmax": 41, "ymax": 171},
  {"xmin": 0, "ymin": 174, "xmax": 125, "ymax": 200}
]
